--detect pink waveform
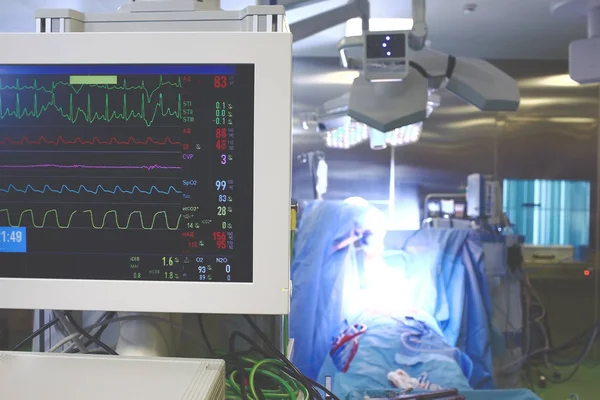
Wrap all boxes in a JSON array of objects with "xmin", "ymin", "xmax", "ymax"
[{"xmin": 0, "ymin": 164, "xmax": 181, "ymax": 170}]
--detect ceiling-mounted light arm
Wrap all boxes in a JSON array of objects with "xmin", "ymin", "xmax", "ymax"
[
  {"xmin": 359, "ymin": 0, "xmax": 370, "ymax": 34},
  {"xmin": 409, "ymin": 0, "xmax": 428, "ymax": 50},
  {"xmin": 289, "ymin": 0, "xmax": 370, "ymax": 42}
]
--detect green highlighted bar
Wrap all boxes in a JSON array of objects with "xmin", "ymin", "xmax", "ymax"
[{"xmin": 69, "ymin": 75, "xmax": 118, "ymax": 85}]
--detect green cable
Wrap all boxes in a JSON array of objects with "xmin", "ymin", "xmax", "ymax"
[
  {"xmin": 259, "ymin": 364, "xmax": 309, "ymax": 400},
  {"xmin": 253, "ymin": 368, "xmax": 296, "ymax": 399},
  {"xmin": 249, "ymin": 359, "xmax": 296, "ymax": 400},
  {"xmin": 230, "ymin": 366, "xmax": 298, "ymax": 400},
  {"xmin": 221, "ymin": 354, "xmax": 309, "ymax": 400},
  {"xmin": 228, "ymin": 370, "xmax": 250, "ymax": 399},
  {"xmin": 243, "ymin": 357, "xmax": 309, "ymax": 400},
  {"xmin": 254, "ymin": 361, "xmax": 309, "ymax": 400}
]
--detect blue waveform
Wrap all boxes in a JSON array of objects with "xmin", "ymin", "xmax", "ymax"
[{"xmin": 0, "ymin": 184, "xmax": 181, "ymax": 195}]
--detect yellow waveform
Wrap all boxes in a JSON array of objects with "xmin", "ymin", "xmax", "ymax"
[
  {"xmin": 0, "ymin": 209, "xmax": 181, "ymax": 230},
  {"xmin": 0, "ymin": 209, "xmax": 77, "ymax": 228},
  {"xmin": 83, "ymin": 210, "xmax": 181, "ymax": 230}
]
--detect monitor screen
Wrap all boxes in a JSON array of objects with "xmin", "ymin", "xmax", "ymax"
[
  {"xmin": 365, "ymin": 33, "xmax": 406, "ymax": 60},
  {"xmin": 0, "ymin": 64, "xmax": 254, "ymax": 283}
]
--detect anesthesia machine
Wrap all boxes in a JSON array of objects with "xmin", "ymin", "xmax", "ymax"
[{"xmin": 0, "ymin": 0, "xmax": 292, "ymax": 399}]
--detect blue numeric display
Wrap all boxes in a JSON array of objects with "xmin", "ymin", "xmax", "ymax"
[{"xmin": 0, "ymin": 227, "xmax": 26, "ymax": 253}]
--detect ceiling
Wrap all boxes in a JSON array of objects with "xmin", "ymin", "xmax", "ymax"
[{"xmin": 0, "ymin": 0, "xmax": 589, "ymax": 59}]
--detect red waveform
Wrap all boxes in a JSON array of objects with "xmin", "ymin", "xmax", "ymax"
[{"xmin": 0, "ymin": 136, "xmax": 182, "ymax": 146}]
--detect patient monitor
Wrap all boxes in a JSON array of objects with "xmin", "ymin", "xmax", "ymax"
[
  {"xmin": 0, "ymin": 3, "xmax": 292, "ymax": 315},
  {"xmin": 0, "ymin": 2, "xmax": 292, "ymax": 399}
]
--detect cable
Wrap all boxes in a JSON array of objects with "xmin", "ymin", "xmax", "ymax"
[
  {"xmin": 243, "ymin": 315, "xmax": 331, "ymax": 400},
  {"xmin": 197, "ymin": 314, "xmax": 215, "ymax": 356},
  {"xmin": 11, "ymin": 316, "xmax": 59, "ymax": 351},
  {"xmin": 47, "ymin": 314, "xmax": 209, "ymax": 353},
  {"xmin": 523, "ymin": 281, "xmax": 557, "ymax": 372},
  {"xmin": 211, "ymin": 328, "xmax": 313, "ymax": 400},
  {"xmin": 497, "ymin": 274, "xmax": 600, "ymax": 378},
  {"xmin": 226, "ymin": 328, "xmax": 317, "ymax": 400},
  {"xmin": 242, "ymin": 317, "xmax": 316, "ymax": 398},
  {"xmin": 224, "ymin": 353, "xmax": 310, "ymax": 400},
  {"xmin": 500, "ymin": 275, "xmax": 600, "ymax": 387},
  {"xmin": 36, "ymin": 313, "xmax": 318, "ymax": 399},
  {"xmin": 50, "ymin": 311, "xmax": 70, "ymax": 338},
  {"xmin": 229, "ymin": 332, "xmax": 250, "ymax": 400},
  {"xmin": 302, "ymin": 376, "xmax": 340, "ymax": 400},
  {"xmin": 64, "ymin": 312, "xmax": 118, "ymax": 355},
  {"xmin": 54, "ymin": 311, "xmax": 89, "ymax": 353},
  {"xmin": 91, "ymin": 312, "xmax": 115, "ymax": 339},
  {"xmin": 498, "ymin": 323, "xmax": 600, "ymax": 374},
  {"xmin": 66, "ymin": 312, "xmax": 114, "ymax": 354}
]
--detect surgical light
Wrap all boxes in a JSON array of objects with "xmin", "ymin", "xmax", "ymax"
[
  {"xmin": 335, "ymin": 0, "xmax": 520, "ymax": 132},
  {"xmin": 320, "ymin": 91, "xmax": 439, "ymax": 150},
  {"xmin": 325, "ymin": 120, "xmax": 369, "ymax": 149},
  {"xmin": 324, "ymin": 120, "xmax": 423, "ymax": 150}
]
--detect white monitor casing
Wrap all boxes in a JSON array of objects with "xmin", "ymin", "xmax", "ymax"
[{"xmin": 0, "ymin": 32, "xmax": 292, "ymax": 315}]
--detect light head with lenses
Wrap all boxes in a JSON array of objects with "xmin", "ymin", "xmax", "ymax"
[
  {"xmin": 338, "ymin": 29, "xmax": 520, "ymax": 132},
  {"xmin": 318, "ymin": 91, "xmax": 440, "ymax": 150}
]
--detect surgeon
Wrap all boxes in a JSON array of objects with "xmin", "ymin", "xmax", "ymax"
[{"xmin": 290, "ymin": 198, "xmax": 382, "ymax": 379}]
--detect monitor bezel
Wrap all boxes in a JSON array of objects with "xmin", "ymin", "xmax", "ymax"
[{"xmin": 0, "ymin": 32, "xmax": 292, "ymax": 315}]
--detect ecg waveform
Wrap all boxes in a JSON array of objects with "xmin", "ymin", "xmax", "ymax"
[
  {"xmin": 0, "ymin": 136, "xmax": 182, "ymax": 146},
  {"xmin": 0, "ymin": 209, "xmax": 182, "ymax": 230},
  {"xmin": 0, "ymin": 76, "xmax": 182, "ymax": 102},
  {"xmin": 0, "ymin": 92, "xmax": 182, "ymax": 127},
  {"xmin": 0, "ymin": 184, "xmax": 181, "ymax": 195},
  {"xmin": 0, "ymin": 164, "xmax": 181, "ymax": 171}
]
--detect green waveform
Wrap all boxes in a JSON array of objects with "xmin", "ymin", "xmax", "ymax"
[
  {"xmin": 0, "ymin": 92, "xmax": 182, "ymax": 126},
  {"xmin": 0, "ymin": 209, "xmax": 182, "ymax": 230},
  {"xmin": 0, "ymin": 75, "xmax": 182, "ymax": 103}
]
